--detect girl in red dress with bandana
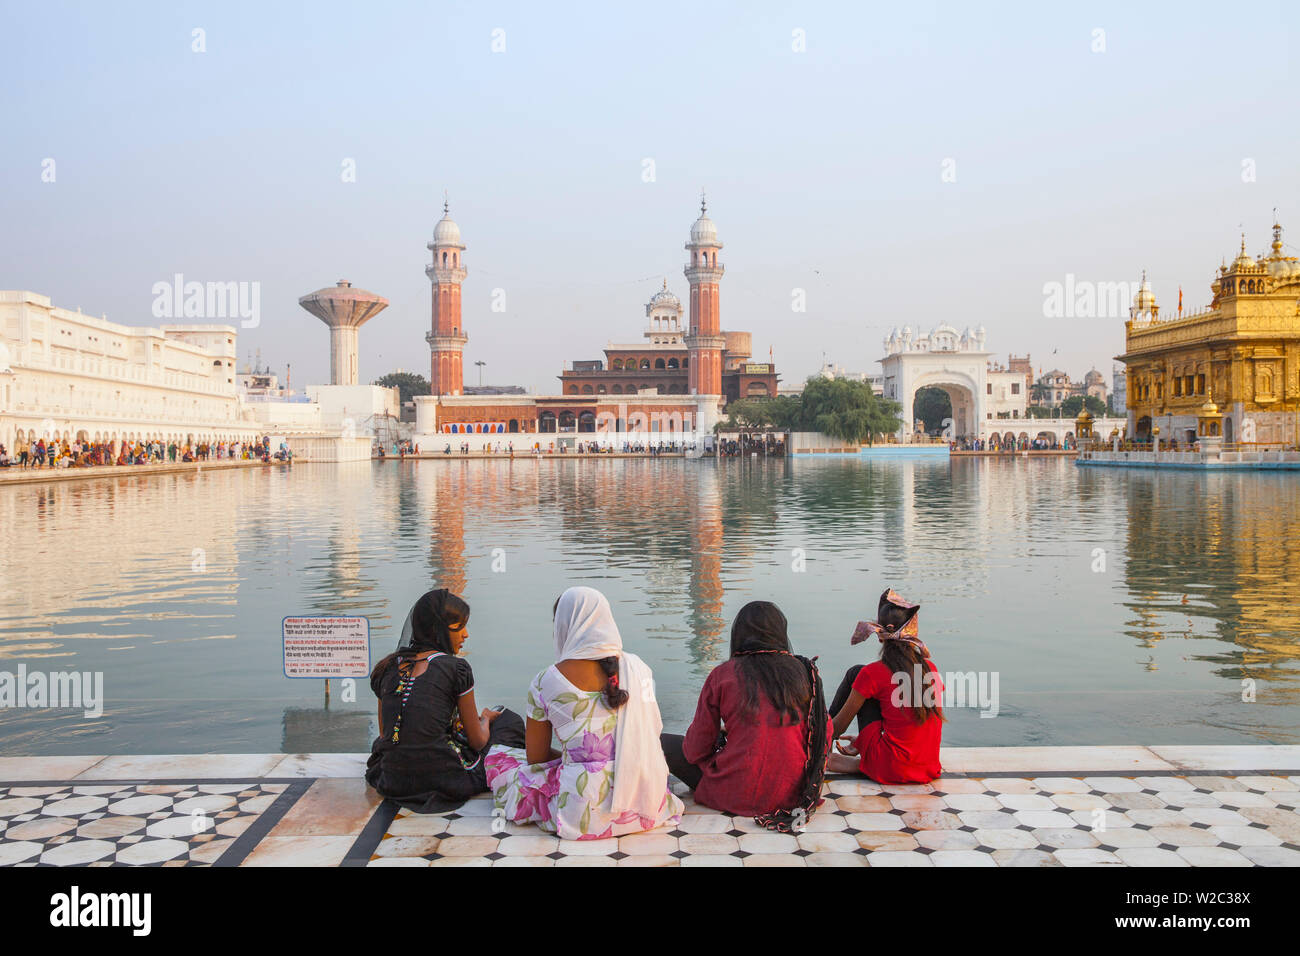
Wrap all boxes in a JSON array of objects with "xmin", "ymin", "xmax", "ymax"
[{"xmin": 827, "ymin": 589, "xmax": 944, "ymax": 784}]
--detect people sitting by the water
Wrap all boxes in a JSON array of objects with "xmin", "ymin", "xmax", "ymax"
[
  {"xmin": 366, "ymin": 589, "xmax": 525, "ymax": 812},
  {"xmin": 661, "ymin": 600, "xmax": 831, "ymax": 829},
  {"xmin": 827, "ymin": 589, "xmax": 944, "ymax": 783},
  {"xmin": 484, "ymin": 586, "xmax": 684, "ymax": 840}
]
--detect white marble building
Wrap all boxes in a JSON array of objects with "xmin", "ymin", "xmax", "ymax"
[
  {"xmin": 0, "ymin": 290, "xmax": 261, "ymax": 453},
  {"xmin": 879, "ymin": 324, "xmax": 993, "ymax": 440}
]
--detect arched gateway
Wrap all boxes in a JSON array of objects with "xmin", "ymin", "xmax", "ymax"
[{"xmin": 879, "ymin": 324, "xmax": 991, "ymax": 442}]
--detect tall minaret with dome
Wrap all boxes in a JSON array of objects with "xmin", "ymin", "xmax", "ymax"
[
  {"xmin": 426, "ymin": 200, "xmax": 468, "ymax": 396},
  {"xmin": 684, "ymin": 196, "xmax": 725, "ymax": 396}
]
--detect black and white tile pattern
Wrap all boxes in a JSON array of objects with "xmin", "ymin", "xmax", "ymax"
[{"xmin": 0, "ymin": 781, "xmax": 301, "ymax": 866}]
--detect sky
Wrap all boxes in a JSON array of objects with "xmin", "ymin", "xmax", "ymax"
[{"xmin": 2, "ymin": 0, "xmax": 1297, "ymax": 393}]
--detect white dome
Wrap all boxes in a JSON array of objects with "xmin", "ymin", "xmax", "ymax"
[
  {"xmin": 433, "ymin": 211, "xmax": 462, "ymax": 246},
  {"xmin": 650, "ymin": 290, "xmax": 680, "ymax": 311},
  {"xmin": 690, "ymin": 213, "xmax": 718, "ymax": 244}
]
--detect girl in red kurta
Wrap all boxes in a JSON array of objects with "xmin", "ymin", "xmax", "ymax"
[
  {"xmin": 661, "ymin": 601, "xmax": 832, "ymax": 830},
  {"xmin": 827, "ymin": 589, "xmax": 944, "ymax": 783},
  {"xmin": 660, "ymin": 606, "xmax": 832, "ymax": 832}
]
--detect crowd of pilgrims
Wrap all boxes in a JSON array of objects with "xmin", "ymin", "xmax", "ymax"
[
  {"xmin": 366, "ymin": 586, "xmax": 943, "ymax": 838},
  {"xmin": 0, "ymin": 435, "xmax": 288, "ymax": 469},
  {"xmin": 437, "ymin": 440, "xmax": 696, "ymax": 457}
]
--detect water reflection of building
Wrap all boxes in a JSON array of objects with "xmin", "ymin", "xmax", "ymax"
[
  {"xmin": 1116, "ymin": 470, "xmax": 1300, "ymax": 695},
  {"xmin": 686, "ymin": 466, "xmax": 726, "ymax": 658},
  {"xmin": 422, "ymin": 463, "xmax": 474, "ymax": 595}
]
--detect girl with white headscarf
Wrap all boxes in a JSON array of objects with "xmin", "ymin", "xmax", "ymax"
[{"xmin": 484, "ymin": 586, "xmax": 684, "ymax": 840}]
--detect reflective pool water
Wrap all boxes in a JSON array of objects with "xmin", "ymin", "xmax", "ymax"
[{"xmin": 2, "ymin": 457, "xmax": 1297, "ymax": 754}]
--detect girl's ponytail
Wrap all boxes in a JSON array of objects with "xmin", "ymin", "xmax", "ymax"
[{"xmin": 598, "ymin": 656, "xmax": 628, "ymax": 709}]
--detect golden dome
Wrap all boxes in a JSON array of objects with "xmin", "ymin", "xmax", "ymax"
[{"xmin": 1231, "ymin": 235, "xmax": 1255, "ymax": 272}]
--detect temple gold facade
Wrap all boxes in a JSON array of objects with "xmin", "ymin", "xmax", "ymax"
[{"xmin": 1118, "ymin": 220, "xmax": 1300, "ymax": 446}]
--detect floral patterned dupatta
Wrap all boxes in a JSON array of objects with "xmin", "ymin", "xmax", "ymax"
[{"xmin": 553, "ymin": 587, "xmax": 671, "ymax": 823}]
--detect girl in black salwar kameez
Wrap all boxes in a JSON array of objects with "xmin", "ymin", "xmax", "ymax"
[{"xmin": 366, "ymin": 589, "xmax": 525, "ymax": 812}]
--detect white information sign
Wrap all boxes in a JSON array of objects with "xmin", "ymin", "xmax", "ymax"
[{"xmin": 282, "ymin": 616, "xmax": 371, "ymax": 679}]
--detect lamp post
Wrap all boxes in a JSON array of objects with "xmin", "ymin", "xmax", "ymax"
[{"xmin": 474, "ymin": 360, "xmax": 485, "ymax": 387}]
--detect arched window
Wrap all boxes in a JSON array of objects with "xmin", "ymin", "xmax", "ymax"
[
  {"xmin": 508, "ymin": 419, "xmax": 519, "ymax": 433},
  {"xmin": 612, "ymin": 385, "xmax": 623, "ymax": 394},
  {"xmin": 582, "ymin": 384, "xmax": 593, "ymax": 394},
  {"xmin": 568, "ymin": 385, "xmax": 579, "ymax": 394},
  {"xmin": 667, "ymin": 358, "xmax": 679, "ymax": 369},
  {"xmin": 612, "ymin": 358, "xmax": 623, "ymax": 370},
  {"xmin": 539, "ymin": 412, "xmax": 557, "ymax": 433},
  {"xmin": 597, "ymin": 385, "xmax": 606, "ymax": 394},
  {"xmin": 640, "ymin": 359, "xmax": 651, "ymax": 369},
  {"xmin": 442, "ymin": 251, "xmax": 448, "ymax": 265},
  {"xmin": 655, "ymin": 358, "xmax": 666, "ymax": 369},
  {"xmin": 682, "ymin": 357, "xmax": 689, "ymax": 368}
]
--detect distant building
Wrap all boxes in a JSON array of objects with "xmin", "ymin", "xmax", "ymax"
[
  {"xmin": 0, "ymin": 289, "xmax": 259, "ymax": 452},
  {"xmin": 1111, "ymin": 363, "xmax": 1126, "ymax": 414},
  {"xmin": 463, "ymin": 385, "xmax": 528, "ymax": 396},
  {"xmin": 985, "ymin": 356, "xmax": 1028, "ymax": 419},
  {"xmin": 820, "ymin": 361, "xmax": 883, "ymax": 395},
  {"xmin": 879, "ymin": 323, "xmax": 990, "ymax": 440},
  {"xmin": 413, "ymin": 200, "xmax": 757, "ymax": 442},
  {"xmin": 1117, "ymin": 219, "xmax": 1300, "ymax": 444},
  {"xmin": 558, "ymin": 283, "xmax": 779, "ymax": 403},
  {"xmin": 1029, "ymin": 367, "xmax": 1107, "ymax": 409}
]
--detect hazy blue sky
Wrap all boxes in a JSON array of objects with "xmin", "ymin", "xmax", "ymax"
[{"xmin": 3, "ymin": 1, "xmax": 1297, "ymax": 392}]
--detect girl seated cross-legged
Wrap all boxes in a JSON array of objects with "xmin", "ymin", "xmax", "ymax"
[
  {"xmin": 827, "ymin": 589, "xmax": 945, "ymax": 784},
  {"xmin": 484, "ymin": 586, "xmax": 684, "ymax": 840}
]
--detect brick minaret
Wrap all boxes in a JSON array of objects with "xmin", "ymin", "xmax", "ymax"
[
  {"xmin": 426, "ymin": 200, "xmax": 468, "ymax": 396},
  {"xmin": 684, "ymin": 196, "xmax": 725, "ymax": 396}
]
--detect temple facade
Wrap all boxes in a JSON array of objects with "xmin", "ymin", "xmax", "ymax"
[
  {"xmin": 1117, "ymin": 219, "xmax": 1300, "ymax": 446},
  {"xmin": 414, "ymin": 201, "xmax": 772, "ymax": 442}
]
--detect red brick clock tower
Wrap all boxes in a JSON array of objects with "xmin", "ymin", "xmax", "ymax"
[
  {"xmin": 685, "ymin": 197, "xmax": 725, "ymax": 396},
  {"xmin": 426, "ymin": 200, "xmax": 468, "ymax": 396}
]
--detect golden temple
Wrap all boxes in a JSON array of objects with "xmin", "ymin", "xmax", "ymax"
[{"xmin": 1119, "ymin": 218, "xmax": 1300, "ymax": 447}]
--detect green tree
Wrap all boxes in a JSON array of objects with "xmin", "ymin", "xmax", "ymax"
[
  {"xmin": 912, "ymin": 387, "xmax": 952, "ymax": 434},
  {"xmin": 374, "ymin": 372, "xmax": 431, "ymax": 404},
  {"xmin": 1060, "ymin": 394, "xmax": 1107, "ymax": 418},
  {"xmin": 717, "ymin": 394, "xmax": 804, "ymax": 431},
  {"xmin": 798, "ymin": 377, "xmax": 902, "ymax": 445}
]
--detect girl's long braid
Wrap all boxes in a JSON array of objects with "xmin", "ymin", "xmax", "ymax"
[{"xmin": 734, "ymin": 648, "xmax": 829, "ymax": 833}]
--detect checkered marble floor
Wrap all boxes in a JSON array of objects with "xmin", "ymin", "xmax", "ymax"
[
  {"xmin": 0, "ymin": 782, "xmax": 297, "ymax": 866},
  {"xmin": 1, "ymin": 750, "xmax": 1298, "ymax": 867},
  {"xmin": 364, "ymin": 772, "xmax": 1300, "ymax": 867}
]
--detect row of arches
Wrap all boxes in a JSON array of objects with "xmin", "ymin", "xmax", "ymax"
[
  {"xmin": 566, "ymin": 383, "xmax": 687, "ymax": 395},
  {"xmin": 537, "ymin": 410, "xmax": 690, "ymax": 433},
  {"xmin": 611, "ymin": 357, "xmax": 687, "ymax": 370}
]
